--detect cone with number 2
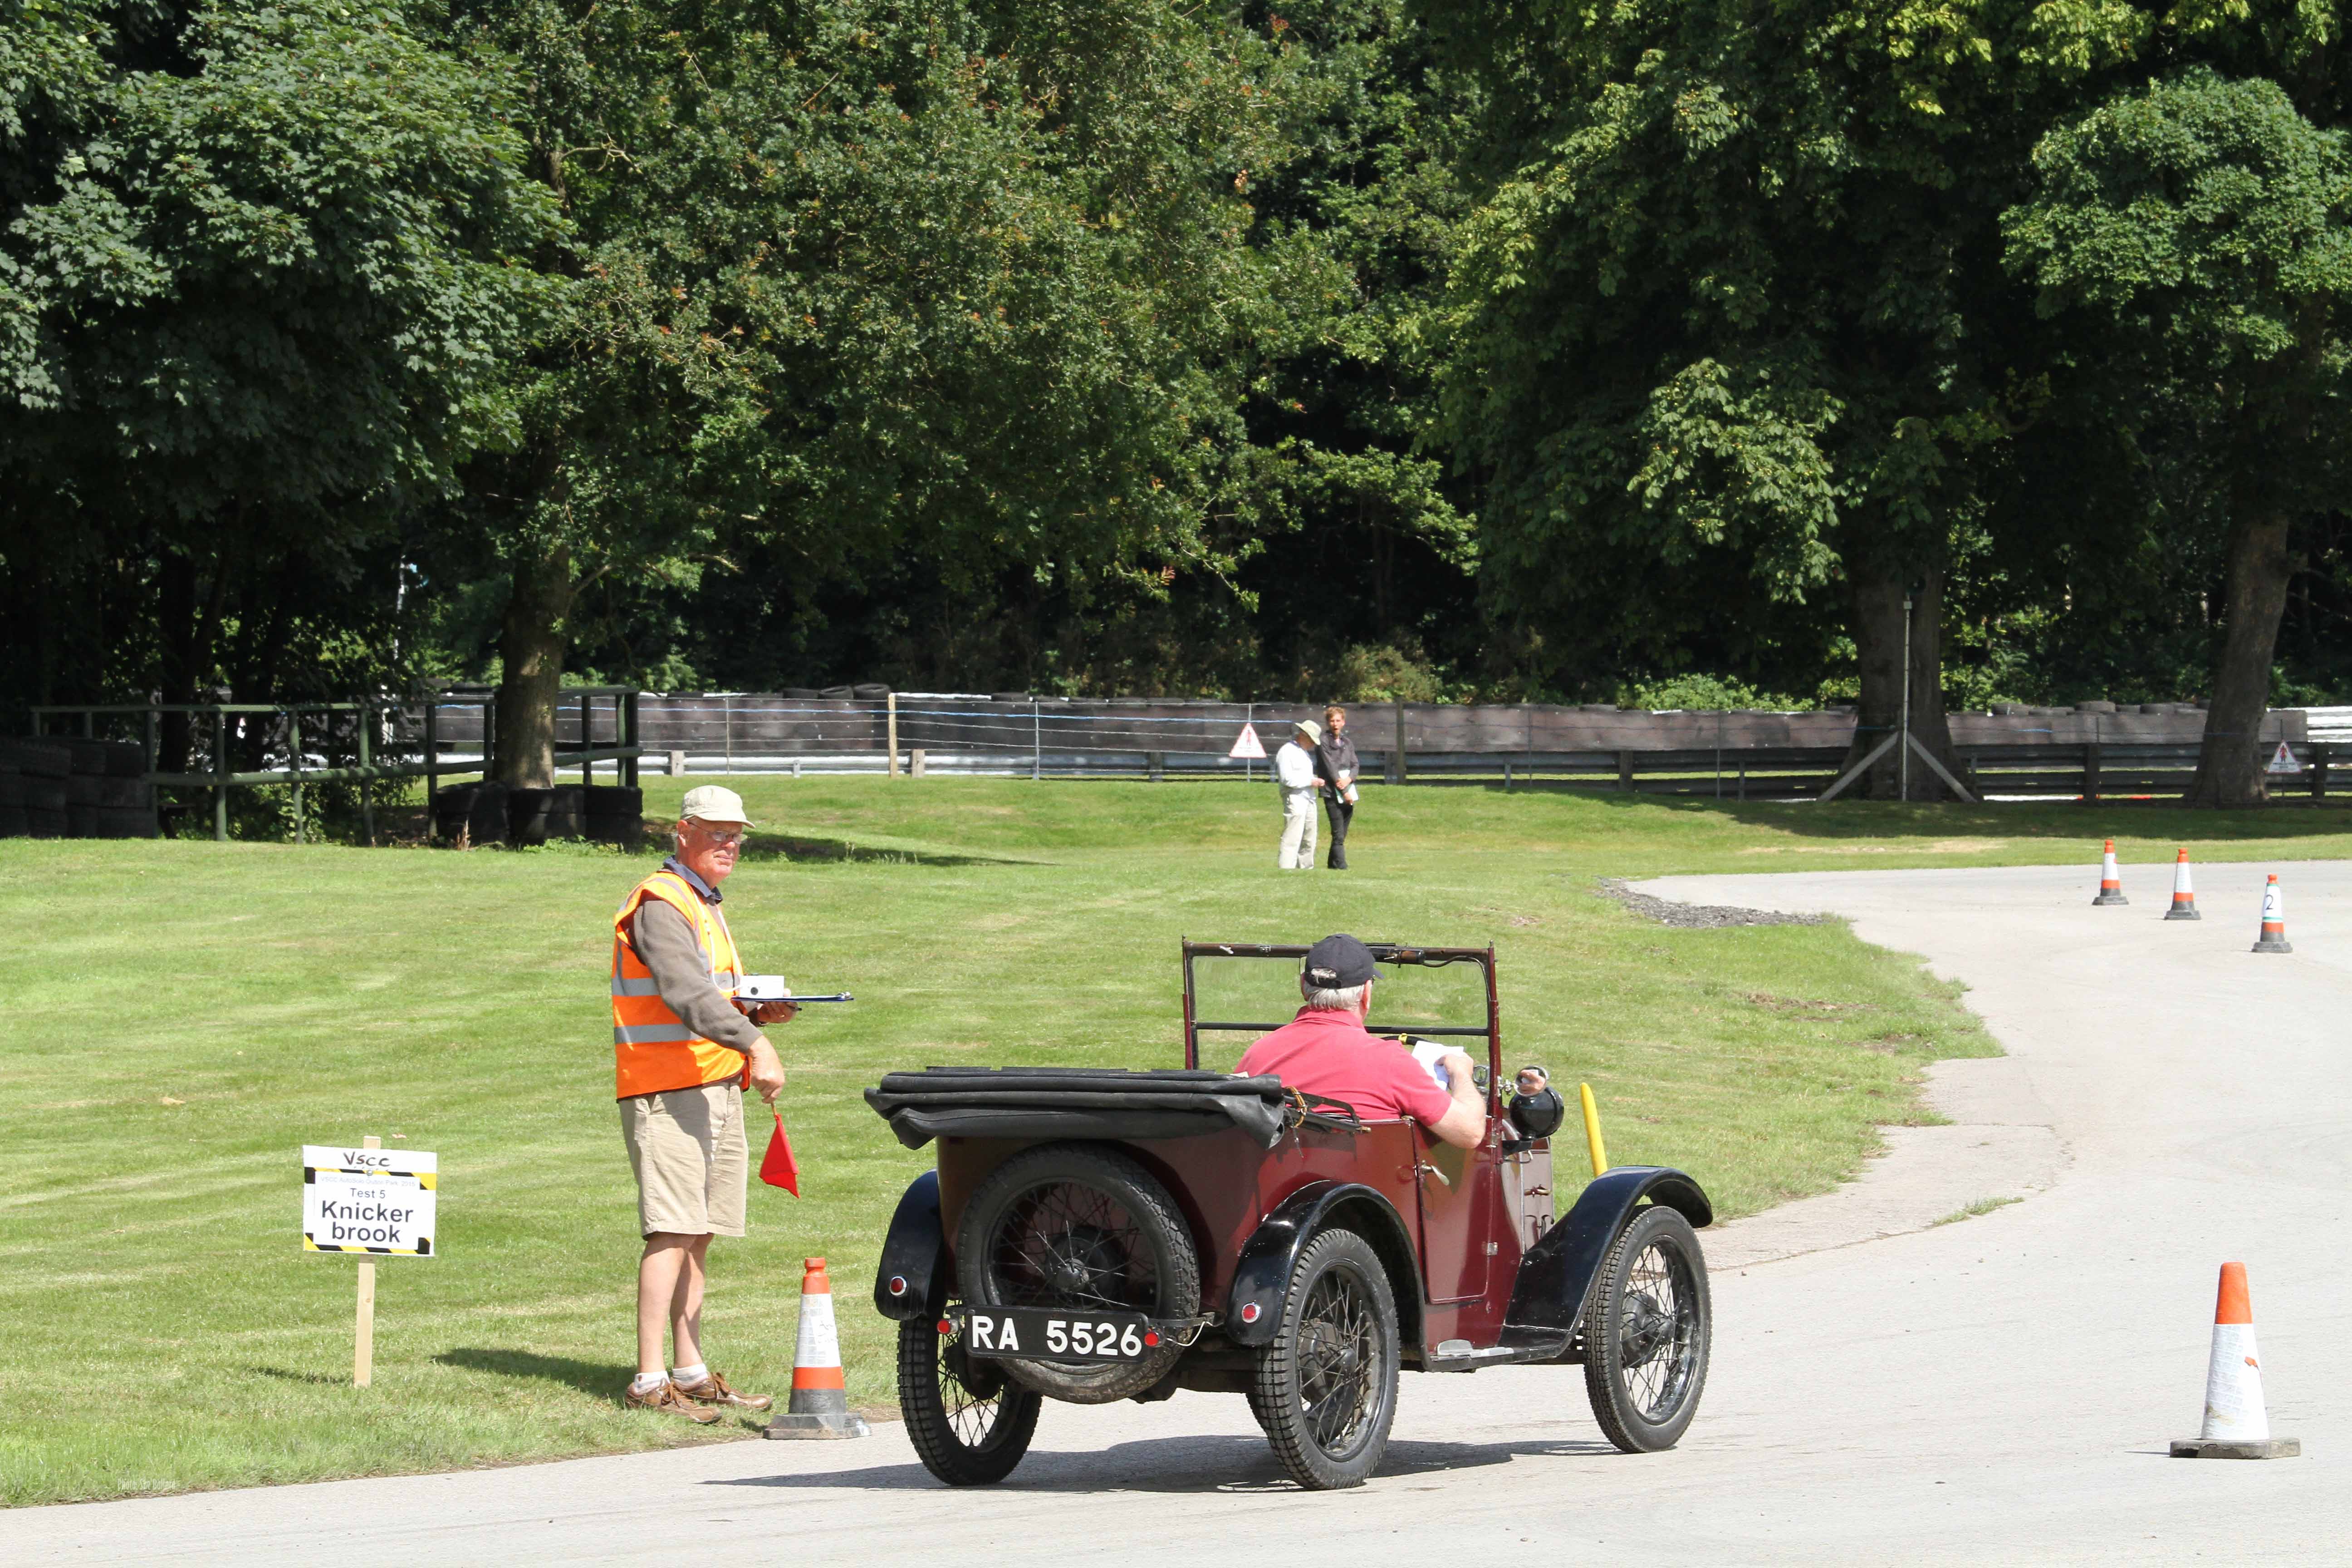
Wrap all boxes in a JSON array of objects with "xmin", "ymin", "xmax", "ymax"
[{"xmin": 2253, "ymin": 874, "xmax": 2292, "ymax": 954}]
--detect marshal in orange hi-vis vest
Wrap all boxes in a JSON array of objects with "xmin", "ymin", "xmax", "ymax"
[{"xmin": 611, "ymin": 868, "xmax": 749, "ymax": 1099}]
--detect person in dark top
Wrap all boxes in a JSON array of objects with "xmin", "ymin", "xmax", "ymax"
[{"xmin": 1315, "ymin": 705, "xmax": 1361, "ymax": 870}]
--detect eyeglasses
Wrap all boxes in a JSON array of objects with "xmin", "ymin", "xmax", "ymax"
[{"xmin": 685, "ymin": 823, "xmax": 747, "ymax": 846}]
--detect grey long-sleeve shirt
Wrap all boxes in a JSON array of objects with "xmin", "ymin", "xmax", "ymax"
[
  {"xmin": 1316, "ymin": 732, "xmax": 1360, "ymax": 787},
  {"xmin": 627, "ymin": 897, "xmax": 764, "ymax": 1055}
]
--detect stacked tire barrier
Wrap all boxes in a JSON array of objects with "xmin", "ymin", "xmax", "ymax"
[
  {"xmin": 507, "ymin": 785, "xmax": 582, "ymax": 845},
  {"xmin": 0, "ymin": 739, "xmax": 155, "ymax": 839},
  {"xmin": 432, "ymin": 782, "xmax": 642, "ymax": 847},
  {"xmin": 584, "ymin": 785, "xmax": 643, "ymax": 846},
  {"xmin": 431, "ymin": 781, "xmax": 509, "ymax": 846}
]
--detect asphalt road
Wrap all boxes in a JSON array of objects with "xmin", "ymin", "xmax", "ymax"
[{"xmin": 13, "ymin": 861, "xmax": 2348, "ymax": 1564}]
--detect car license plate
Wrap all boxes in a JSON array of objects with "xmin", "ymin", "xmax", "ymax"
[{"xmin": 960, "ymin": 1308, "xmax": 1152, "ymax": 1363}]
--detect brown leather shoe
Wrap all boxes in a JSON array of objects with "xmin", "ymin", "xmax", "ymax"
[
  {"xmin": 674, "ymin": 1370, "xmax": 773, "ymax": 1411},
  {"xmin": 625, "ymin": 1379, "xmax": 722, "ymax": 1423}
]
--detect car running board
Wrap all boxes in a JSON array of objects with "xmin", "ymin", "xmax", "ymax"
[{"xmin": 1424, "ymin": 1328, "xmax": 1571, "ymax": 1372}]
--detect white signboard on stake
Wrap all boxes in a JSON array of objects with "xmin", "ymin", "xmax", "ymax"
[
  {"xmin": 2266, "ymin": 742, "xmax": 2302, "ymax": 775},
  {"xmin": 302, "ymin": 1144, "xmax": 437, "ymax": 1257},
  {"xmin": 1228, "ymin": 723, "xmax": 1267, "ymax": 760}
]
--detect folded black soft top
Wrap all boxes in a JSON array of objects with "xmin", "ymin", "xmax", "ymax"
[{"xmin": 864, "ymin": 1066, "xmax": 1293, "ymax": 1150}]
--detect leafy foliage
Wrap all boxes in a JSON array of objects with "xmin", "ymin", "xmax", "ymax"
[
  {"xmin": 0, "ymin": 0, "xmax": 558, "ymax": 745},
  {"xmin": 9, "ymin": 0, "xmax": 2352, "ymax": 777}
]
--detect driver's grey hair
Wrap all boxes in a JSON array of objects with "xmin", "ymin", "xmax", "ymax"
[{"xmin": 1299, "ymin": 975, "xmax": 1371, "ymax": 1012}]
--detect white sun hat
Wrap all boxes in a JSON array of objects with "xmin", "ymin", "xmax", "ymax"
[{"xmin": 679, "ymin": 785, "xmax": 755, "ymax": 827}]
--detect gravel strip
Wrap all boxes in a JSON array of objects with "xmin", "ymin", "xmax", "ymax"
[{"xmin": 1598, "ymin": 877, "xmax": 1828, "ymax": 929}]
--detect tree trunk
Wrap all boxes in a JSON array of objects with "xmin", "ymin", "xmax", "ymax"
[
  {"xmin": 1841, "ymin": 566, "xmax": 1961, "ymax": 800},
  {"xmin": 2187, "ymin": 512, "xmax": 2292, "ymax": 807},
  {"xmin": 158, "ymin": 548, "xmax": 198, "ymax": 774},
  {"xmin": 157, "ymin": 540, "xmax": 230, "ymax": 774},
  {"xmin": 493, "ymin": 541, "xmax": 574, "ymax": 788}
]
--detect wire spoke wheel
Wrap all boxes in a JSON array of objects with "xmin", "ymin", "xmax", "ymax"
[
  {"xmin": 1583, "ymin": 1205, "xmax": 1712, "ymax": 1453},
  {"xmin": 898, "ymin": 1316, "xmax": 1041, "ymax": 1487},
  {"xmin": 989, "ymin": 1181, "xmax": 1157, "ymax": 1314},
  {"xmin": 956, "ymin": 1143, "xmax": 1199, "ymax": 1404},
  {"xmin": 1251, "ymin": 1228, "xmax": 1399, "ymax": 1490},
  {"xmin": 1617, "ymin": 1237, "xmax": 1692, "ymax": 1417},
  {"xmin": 1296, "ymin": 1274, "xmax": 1377, "ymax": 1452}
]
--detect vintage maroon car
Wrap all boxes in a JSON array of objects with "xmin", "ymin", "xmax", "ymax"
[{"xmin": 865, "ymin": 940, "xmax": 1713, "ymax": 1490}]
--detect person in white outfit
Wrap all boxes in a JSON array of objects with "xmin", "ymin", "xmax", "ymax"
[{"xmin": 1275, "ymin": 719, "xmax": 1322, "ymax": 870}]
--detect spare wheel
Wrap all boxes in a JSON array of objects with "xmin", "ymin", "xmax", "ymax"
[{"xmin": 954, "ymin": 1142, "xmax": 1199, "ymax": 1403}]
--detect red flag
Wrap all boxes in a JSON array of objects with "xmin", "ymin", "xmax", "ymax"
[{"xmin": 760, "ymin": 1111, "xmax": 800, "ymax": 1196}]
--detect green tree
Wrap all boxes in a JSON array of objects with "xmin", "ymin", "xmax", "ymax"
[
  {"xmin": 443, "ymin": 0, "xmax": 1311, "ymax": 781},
  {"xmin": 2006, "ymin": 69, "xmax": 2352, "ymax": 804},
  {"xmin": 1429, "ymin": 0, "xmax": 2114, "ymax": 792},
  {"xmin": 1217, "ymin": 0, "xmax": 1480, "ymax": 696},
  {"xmin": 0, "ymin": 0, "xmax": 557, "ymax": 755}
]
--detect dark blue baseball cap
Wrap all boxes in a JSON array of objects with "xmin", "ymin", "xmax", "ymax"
[{"xmin": 1302, "ymin": 933, "xmax": 1378, "ymax": 989}]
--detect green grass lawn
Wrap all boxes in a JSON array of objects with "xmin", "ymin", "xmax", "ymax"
[{"xmin": 7, "ymin": 779, "xmax": 2352, "ymax": 1506}]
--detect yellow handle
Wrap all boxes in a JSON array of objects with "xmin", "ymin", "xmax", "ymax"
[{"xmin": 1579, "ymin": 1082, "xmax": 1609, "ymax": 1178}]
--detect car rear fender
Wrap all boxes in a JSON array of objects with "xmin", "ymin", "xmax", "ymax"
[
  {"xmin": 1226, "ymin": 1180, "xmax": 1422, "ymax": 1350},
  {"xmin": 1502, "ymin": 1166, "xmax": 1712, "ymax": 1342},
  {"xmin": 872, "ymin": 1170, "xmax": 946, "ymax": 1321}
]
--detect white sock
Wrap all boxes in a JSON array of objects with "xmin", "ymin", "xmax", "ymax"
[
  {"xmin": 670, "ymin": 1362, "xmax": 708, "ymax": 1386},
  {"xmin": 630, "ymin": 1372, "xmax": 667, "ymax": 1396}
]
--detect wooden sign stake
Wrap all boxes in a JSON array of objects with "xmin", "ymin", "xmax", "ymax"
[{"xmin": 354, "ymin": 1134, "xmax": 378, "ymax": 1388}]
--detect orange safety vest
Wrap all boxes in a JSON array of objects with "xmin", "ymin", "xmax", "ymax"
[{"xmin": 610, "ymin": 867, "xmax": 749, "ymax": 1099}]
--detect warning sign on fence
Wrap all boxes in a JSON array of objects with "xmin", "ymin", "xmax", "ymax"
[
  {"xmin": 2266, "ymin": 742, "xmax": 2303, "ymax": 775},
  {"xmin": 1228, "ymin": 723, "xmax": 1267, "ymax": 760},
  {"xmin": 302, "ymin": 1144, "xmax": 437, "ymax": 1256}
]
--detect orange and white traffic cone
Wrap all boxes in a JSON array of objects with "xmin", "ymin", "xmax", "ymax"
[
  {"xmin": 2093, "ymin": 839, "xmax": 2128, "ymax": 906},
  {"xmin": 2252, "ymin": 874, "xmax": 2293, "ymax": 954},
  {"xmin": 763, "ymin": 1257, "xmax": 871, "ymax": 1440},
  {"xmin": 2164, "ymin": 848, "xmax": 2200, "ymax": 921},
  {"xmin": 2172, "ymin": 1262, "xmax": 2298, "ymax": 1459}
]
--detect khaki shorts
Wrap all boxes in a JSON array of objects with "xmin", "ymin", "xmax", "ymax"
[{"xmin": 619, "ymin": 1082, "xmax": 748, "ymax": 1237}]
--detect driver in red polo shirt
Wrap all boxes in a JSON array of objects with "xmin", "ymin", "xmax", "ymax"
[{"xmin": 1236, "ymin": 934, "xmax": 1487, "ymax": 1149}]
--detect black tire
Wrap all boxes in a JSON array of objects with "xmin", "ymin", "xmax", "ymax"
[
  {"xmin": 9, "ymin": 741, "xmax": 70, "ymax": 779},
  {"xmin": 1583, "ymin": 1205, "xmax": 1711, "ymax": 1453},
  {"xmin": 64, "ymin": 738, "xmax": 113, "ymax": 776},
  {"xmin": 92, "ymin": 776, "xmax": 147, "ymax": 809},
  {"xmin": 508, "ymin": 786, "xmax": 583, "ymax": 845},
  {"xmin": 582, "ymin": 784, "xmax": 642, "ymax": 817},
  {"xmin": 583, "ymin": 785, "xmax": 642, "ymax": 846},
  {"xmin": 431, "ymin": 783, "xmax": 509, "ymax": 846},
  {"xmin": 955, "ymin": 1142, "xmax": 1198, "ymax": 1404},
  {"xmin": 1249, "ymin": 1228, "xmax": 1400, "ymax": 1490},
  {"xmin": 897, "ymin": 1316, "xmax": 1042, "ymax": 1486}
]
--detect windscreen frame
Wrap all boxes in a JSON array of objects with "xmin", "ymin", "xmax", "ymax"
[{"xmin": 1180, "ymin": 939, "xmax": 1502, "ymax": 1115}]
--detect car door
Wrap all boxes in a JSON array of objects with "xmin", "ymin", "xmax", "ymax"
[{"xmin": 1411, "ymin": 1121, "xmax": 1494, "ymax": 1305}]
